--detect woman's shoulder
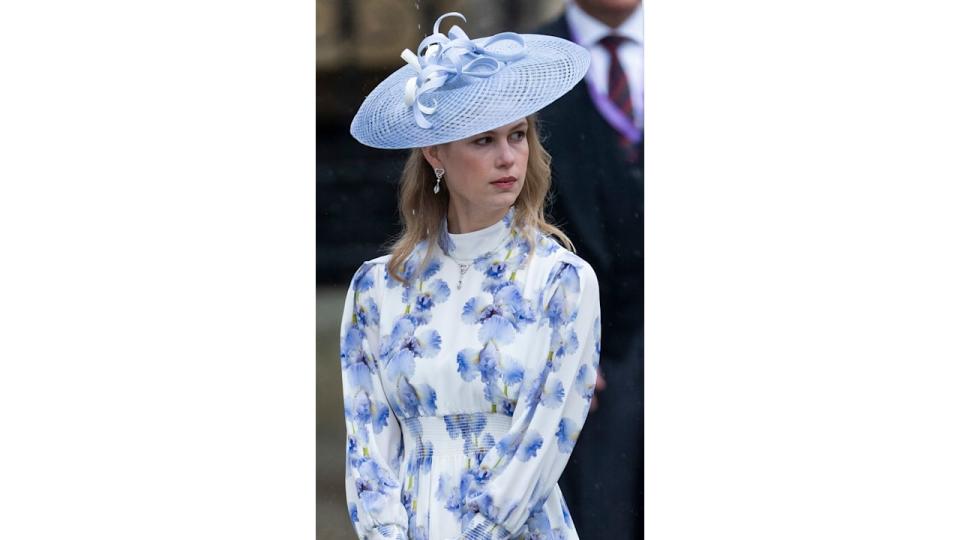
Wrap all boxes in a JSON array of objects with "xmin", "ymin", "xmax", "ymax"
[
  {"xmin": 349, "ymin": 248, "xmax": 430, "ymax": 291},
  {"xmin": 530, "ymin": 230, "xmax": 599, "ymax": 288},
  {"xmin": 365, "ymin": 253, "xmax": 393, "ymax": 267},
  {"xmin": 346, "ymin": 254, "xmax": 391, "ymax": 293}
]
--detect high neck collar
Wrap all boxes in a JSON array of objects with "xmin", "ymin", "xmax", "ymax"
[{"xmin": 439, "ymin": 208, "xmax": 515, "ymax": 262}]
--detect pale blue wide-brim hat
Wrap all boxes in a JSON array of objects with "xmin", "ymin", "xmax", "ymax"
[{"xmin": 350, "ymin": 12, "xmax": 591, "ymax": 149}]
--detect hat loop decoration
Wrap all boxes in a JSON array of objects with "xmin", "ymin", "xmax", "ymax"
[{"xmin": 400, "ymin": 12, "xmax": 528, "ymax": 129}]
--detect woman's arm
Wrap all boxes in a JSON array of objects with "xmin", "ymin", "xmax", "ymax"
[
  {"xmin": 341, "ymin": 262, "xmax": 410, "ymax": 540},
  {"xmin": 459, "ymin": 257, "xmax": 602, "ymax": 538}
]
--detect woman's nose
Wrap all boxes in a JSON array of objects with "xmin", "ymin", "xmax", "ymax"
[{"xmin": 494, "ymin": 139, "xmax": 515, "ymax": 168}]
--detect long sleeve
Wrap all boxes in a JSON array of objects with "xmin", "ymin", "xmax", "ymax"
[
  {"xmin": 341, "ymin": 262, "xmax": 410, "ymax": 540},
  {"xmin": 460, "ymin": 257, "xmax": 602, "ymax": 539}
]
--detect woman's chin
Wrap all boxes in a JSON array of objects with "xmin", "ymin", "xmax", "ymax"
[
  {"xmin": 486, "ymin": 190, "xmax": 521, "ymax": 209},
  {"xmin": 452, "ymin": 190, "xmax": 520, "ymax": 214}
]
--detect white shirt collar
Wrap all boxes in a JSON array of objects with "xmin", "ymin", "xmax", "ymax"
[{"xmin": 566, "ymin": 1, "xmax": 643, "ymax": 47}]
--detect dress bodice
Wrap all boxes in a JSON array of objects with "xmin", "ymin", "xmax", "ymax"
[{"xmin": 341, "ymin": 209, "xmax": 601, "ymax": 540}]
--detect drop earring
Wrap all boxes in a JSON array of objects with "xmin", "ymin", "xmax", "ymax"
[{"xmin": 433, "ymin": 168, "xmax": 445, "ymax": 194}]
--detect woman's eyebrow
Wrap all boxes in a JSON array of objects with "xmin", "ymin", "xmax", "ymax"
[{"xmin": 478, "ymin": 121, "xmax": 528, "ymax": 136}]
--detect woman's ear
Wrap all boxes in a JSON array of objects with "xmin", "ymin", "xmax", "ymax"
[{"xmin": 421, "ymin": 146, "xmax": 441, "ymax": 171}]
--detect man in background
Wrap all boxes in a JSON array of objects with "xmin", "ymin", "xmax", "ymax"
[{"xmin": 536, "ymin": 1, "xmax": 643, "ymax": 538}]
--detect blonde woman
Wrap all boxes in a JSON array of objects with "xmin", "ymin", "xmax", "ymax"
[{"xmin": 340, "ymin": 13, "xmax": 600, "ymax": 540}]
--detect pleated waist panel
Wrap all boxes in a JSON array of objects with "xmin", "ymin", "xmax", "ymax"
[{"xmin": 400, "ymin": 412, "xmax": 514, "ymax": 460}]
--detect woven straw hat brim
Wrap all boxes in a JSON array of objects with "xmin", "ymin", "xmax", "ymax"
[{"xmin": 350, "ymin": 34, "xmax": 590, "ymax": 149}]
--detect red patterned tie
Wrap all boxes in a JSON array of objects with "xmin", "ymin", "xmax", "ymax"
[{"xmin": 599, "ymin": 35, "xmax": 638, "ymax": 163}]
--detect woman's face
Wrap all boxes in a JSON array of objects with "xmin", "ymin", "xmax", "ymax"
[{"xmin": 424, "ymin": 118, "xmax": 529, "ymax": 216}]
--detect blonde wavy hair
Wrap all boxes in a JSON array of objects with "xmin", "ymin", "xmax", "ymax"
[{"xmin": 386, "ymin": 114, "xmax": 573, "ymax": 284}]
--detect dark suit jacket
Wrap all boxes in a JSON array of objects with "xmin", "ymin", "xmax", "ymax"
[{"xmin": 536, "ymin": 14, "xmax": 643, "ymax": 362}]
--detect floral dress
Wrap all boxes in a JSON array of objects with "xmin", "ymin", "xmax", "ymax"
[{"xmin": 340, "ymin": 209, "xmax": 601, "ymax": 540}]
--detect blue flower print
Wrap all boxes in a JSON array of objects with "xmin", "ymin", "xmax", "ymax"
[
  {"xmin": 438, "ymin": 225, "xmax": 456, "ymax": 253},
  {"xmin": 354, "ymin": 458, "xmax": 401, "ymax": 515},
  {"xmin": 465, "ymin": 492, "xmax": 500, "ymax": 521},
  {"xmin": 573, "ymin": 364, "xmax": 596, "ymax": 403},
  {"xmin": 385, "ymin": 257, "xmax": 417, "ymax": 290},
  {"xmin": 396, "ymin": 376, "xmax": 438, "ymax": 417},
  {"xmin": 350, "ymin": 264, "xmax": 379, "ymax": 331},
  {"xmin": 480, "ymin": 256, "xmax": 508, "ymax": 282},
  {"xmin": 460, "ymin": 432, "xmax": 498, "ymax": 474},
  {"xmin": 421, "ymin": 257, "xmax": 442, "ymax": 281},
  {"xmin": 555, "ymin": 417, "xmax": 580, "ymax": 453},
  {"xmin": 535, "ymin": 235, "xmax": 560, "ymax": 257},
  {"xmin": 436, "ymin": 471, "xmax": 469, "ymax": 515},
  {"xmin": 494, "ymin": 431, "xmax": 522, "ymax": 462},
  {"xmin": 443, "ymin": 412, "xmax": 488, "ymax": 441},
  {"xmin": 348, "ymin": 502, "xmax": 359, "ymax": 524},
  {"xmin": 504, "ymin": 230, "xmax": 533, "ymax": 261},
  {"xmin": 409, "ymin": 525, "xmax": 429, "ymax": 540},
  {"xmin": 545, "ymin": 261, "xmax": 581, "ymax": 294},
  {"xmin": 522, "ymin": 366, "xmax": 550, "ymax": 410},
  {"xmin": 413, "ymin": 278, "xmax": 450, "ymax": 313},
  {"xmin": 456, "ymin": 347, "xmax": 482, "ymax": 382},
  {"xmin": 345, "ymin": 390, "xmax": 390, "ymax": 440},
  {"xmin": 415, "ymin": 440, "xmax": 434, "ymax": 473},
  {"xmin": 502, "ymin": 358, "xmax": 525, "ymax": 386},
  {"xmin": 340, "ymin": 327, "xmax": 374, "ymax": 393},
  {"xmin": 494, "ymin": 358, "xmax": 526, "ymax": 415},
  {"xmin": 443, "ymin": 413, "xmax": 497, "ymax": 463},
  {"xmin": 386, "ymin": 253, "xmax": 450, "ymax": 326},
  {"xmin": 467, "ymin": 462, "xmax": 493, "ymax": 488},
  {"xmin": 399, "ymin": 258, "xmax": 443, "ymax": 301},
  {"xmin": 457, "ymin": 344, "xmax": 524, "ymax": 414},
  {"xmin": 560, "ymin": 496, "xmax": 574, "ymax": 529},
  {"xmin": 519, "ymin": 431, "xmax": 544, "ymax": 462},
  {"xmin": 340, "ymin": 214, "xmax": 602, "ymax": 539},
  {"xmin": 539, "ymin": 378, "xmax": 565, "ymax": 409},
  {"xmin": 525, "ymin": 506, "xmax": 568, "ymax": 540},
  {"xmin": 476, "ymin": 239, "xmax": 531, "ymax": 293},
  {"xmin": 384, "ymin": 242, "xmax": 441, "ymax": 296},
  {"xmin": 483, "ymin": 379, "xmax": 516, "ymax": 417},
  {"xmin": 465, "ymin": 432, "xmax": 496, "ymax": 464},
  {"xmin": 461, "ymin": 494, "xmax": 518, "ymax": 540},
  {"xmin": 542, "ymin": 262, "xmax": 582, "ymax": 329},
  {"xmin": 354, "ymin": 296, "xmax": 380, "ymax": 330},
  {"xmin": 544, "ymin": 288, "xmax": 579, "ymax": 330},
  {"xmin": 500, "ymin": 209, "xmax": 514, "ymax": 227},
  {"xmin": 398, "ymin": 422, "xmax": 434, "ymax": 540},
  {"xmin": 401, "ymin": 417, "xmax": 435, "ymax": 474},
  {"xmin": 346, "ymin": 432, "xmax": 358, "ymax": 457},
  {"xmin": 352, "ymin": 263, "xmax": 376, "ymax": 293},
  {"xmin": 456, "ymin": 342, "xmax": 499, "ymax": 383},
  {"xmin": 592, "ymin": 315, "xmax": 602, "ymax": 367},
  {"xmin": 381, "ymin": 316, "xmax": 441, "ymax": 381},
  {"xmin": 548, "ymin": 326, "xmax": 580, "ymax": 362},
  {"xmin": 462, "ymin": 283, "xmax": 535, "ymax": 344}
]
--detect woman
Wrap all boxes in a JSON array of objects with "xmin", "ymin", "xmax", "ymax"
[{"xmin": 341, "ymin": 13, "xmax": 600, "ymax": 540}]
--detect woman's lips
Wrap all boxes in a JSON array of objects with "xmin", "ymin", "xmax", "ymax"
[{"xmin": 491, "ymin": 176, "xmax": 517, "ymax": 189}]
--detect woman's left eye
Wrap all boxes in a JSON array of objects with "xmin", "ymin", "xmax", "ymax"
[{"xmin": 510, "ymin": 131, "xmax": 526, "ymax": 141}]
